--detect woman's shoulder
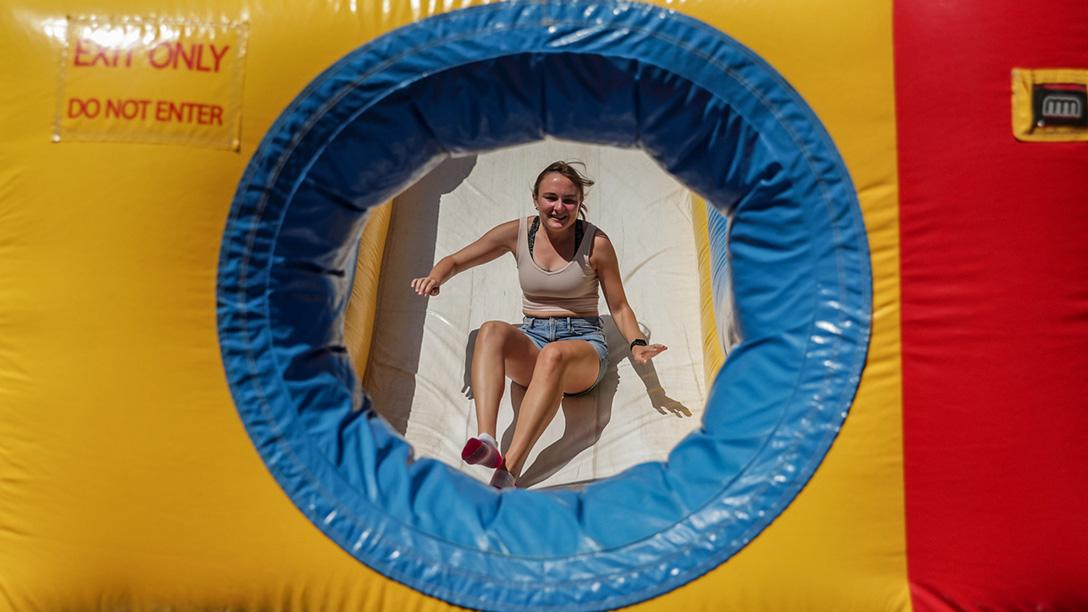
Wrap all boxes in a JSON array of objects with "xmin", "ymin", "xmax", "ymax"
[
  {"xmin": 587, "ymin": 222, "xmax": 610, "ymax": 243},
  {"xmin": 501, "ymin": 217, "xmax": 535, "ymax": 230},
  {"xmin": 586, "ymin": 224, "xmax": 615, "ymax": 261},
  {"xmin": 487, "ymin": 218, "xmax": 523, "ymax": 234},
  {"xmin": 476, "ymin": 219, "xmax": 522, "ymax": 251}
]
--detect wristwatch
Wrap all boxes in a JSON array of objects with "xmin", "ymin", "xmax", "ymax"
[{"xmin": 629, "ymin": 338, "xmax": 648, "ymax": 351}]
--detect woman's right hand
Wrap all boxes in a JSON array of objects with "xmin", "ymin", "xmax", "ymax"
[{"xmin": 410, "ymin": 276, "xmax": 441, "ymax": 296}]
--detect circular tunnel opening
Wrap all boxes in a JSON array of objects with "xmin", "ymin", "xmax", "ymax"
[
  {"xmin": 346, "ymin": 142, "xmax": 727, "ymax": 490},
  {"xmin": 217, "ymin": 2, "xmax": 870, "ymax": 609}
]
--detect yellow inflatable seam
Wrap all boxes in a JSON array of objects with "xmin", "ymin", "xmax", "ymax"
[
  {"xmin": 345, "ymin": 201, "xmax": 393, "ymax": 383},
  {"xmin": 692, "ymin": 195, "xmax": 726, "ymax": 388}
]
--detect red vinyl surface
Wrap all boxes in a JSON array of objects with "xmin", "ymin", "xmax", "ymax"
[{"xmin": 895, "ymin": 1, "xmax": 1088, "ymax": 609}]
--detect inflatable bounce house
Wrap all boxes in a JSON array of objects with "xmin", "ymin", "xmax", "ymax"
[{"xmin": 2, "ymin": 0, "xmax": 1086, "ymax": 609}]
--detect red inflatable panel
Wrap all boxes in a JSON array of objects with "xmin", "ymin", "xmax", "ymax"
[{"xmin": 896, "ymin": 0, "xmax": 1088, "ymax": 608}]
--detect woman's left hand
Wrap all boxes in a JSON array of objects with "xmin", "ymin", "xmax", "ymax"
[{"xmin": 632, "ymin": 343, "xmax": 667, "ymax": 365}]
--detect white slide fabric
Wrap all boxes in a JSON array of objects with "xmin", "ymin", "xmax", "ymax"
[{"xmin": 364, "ymin": 142, "xmax": 706, "ymax": 489}]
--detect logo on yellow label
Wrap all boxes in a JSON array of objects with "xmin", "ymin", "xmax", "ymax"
[{"xmin": 54, "ymin": 17, "xmax": 248, "ymax": 150}]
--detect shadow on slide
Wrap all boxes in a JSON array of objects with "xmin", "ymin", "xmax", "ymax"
[{"xmin": 367, "ymin": 155, "xmax": 478, "ymax": 435}]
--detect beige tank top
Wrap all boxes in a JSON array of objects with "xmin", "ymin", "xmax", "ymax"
[{"xmin": 516, "ymin": 215, "xmax": 600, "ymax": 315}]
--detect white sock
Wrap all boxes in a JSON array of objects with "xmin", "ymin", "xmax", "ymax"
[{"xmin": 477, "ymin": 432, "xmax": 497, "ymax": 448}]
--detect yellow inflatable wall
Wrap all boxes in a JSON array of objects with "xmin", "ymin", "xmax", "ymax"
[{"xmin": 0, "ymin": 0, "xmax": 906, "ymax": 609}]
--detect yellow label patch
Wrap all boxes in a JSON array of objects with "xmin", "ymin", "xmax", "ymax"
[
  {"xmin": 1011, "ymin": 68, "xmax": 1088, "ymax": 143},
  {"xmin": 54, "ymin": 17, "xmax": 247, "ymax": 150}
]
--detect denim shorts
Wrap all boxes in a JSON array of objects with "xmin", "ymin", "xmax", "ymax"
[{"xmin": 518, "ymin": 316, "xmax": 609, "ymax": 396}]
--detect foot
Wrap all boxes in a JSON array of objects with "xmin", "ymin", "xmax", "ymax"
[
  {"xmin": 489, "ymin": 467, "xmax": 516, "ymax": 490},
  {"xmin": 461, "ymin": 434, "xmax": 502, "ymax": 469}
]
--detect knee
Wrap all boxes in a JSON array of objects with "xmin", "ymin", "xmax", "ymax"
[
  {"xmin": 477, "ymin": 320, "xmax": 509, "ymax": 345},
  {"xmin": 536, "ymin": 344, "xmax": 567, "ymax": 372}
]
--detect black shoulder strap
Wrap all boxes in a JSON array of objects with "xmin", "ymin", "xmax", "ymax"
[{"xmin": 528, "ymin": 216, "xmax": 540, "ymax": 255}]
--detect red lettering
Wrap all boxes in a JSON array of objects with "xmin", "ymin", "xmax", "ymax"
[
  {"xmin": 194, "ymin": 44, "xmax": 212, "ymax": 72},
  {"xmin": 73, "ymin": 39, "xmax": 94, "ymax": 67},
  {"xmin": 152, "ymin": 100, "xmax": 224, "ymax": 125},
  {"xmin": 148, "ymin": 42, "xmax": 174, "ymax": 69},
  {"xmin": 71, "ymin": 97, "xmax": 102, "ymax": 118},
  {"xmin": 176, "ymin": 42, "xmax": 197, "ymax": 71},
  {"xmin": 207, "ymin": 104, "xmax": 223, "ymax": 126},
  {"xmin": 209, "ymin": 45, "xmax": 230, "ymax": 72},
  {"xmin": 73, "ymin": 39, "xmax": 117, "ymax": 67},
  {"xmin": 145, "ymin": 42, "xmax": 230, "ymax": 73},
  {"xmin": 104, "ymin": 98, "xmax": 151, "ymax": 120},
  {"xmin": 67, "ymin": 97, "xmax": 85, "ymax": 118},
  {"xmin": 90, "ymin": 46, "xmax": 111, "ymax": 67},
  {"xmin": 73, "ymin": 39, "xmax": 135, "ymax": 68},
  {"xmin": 155, "ymin": 99, "xmax": 178, "ymax": 122},
  {"xmin": 195, "ymin": 103, "xmax": 217, "ymax": 124}
]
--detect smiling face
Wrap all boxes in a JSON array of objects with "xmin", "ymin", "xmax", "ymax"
[{"xmin": 534, "ymin": 172, "xmax": 582, "ymax": 232}]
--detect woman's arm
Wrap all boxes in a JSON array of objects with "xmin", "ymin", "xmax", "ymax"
[
  {"xmin": 410, "ymin": 219, "xmax": 519, "ymax": 296},
  {"xmin": 593, "ymin": 231, "xmax": 667, "ymax": 364}
]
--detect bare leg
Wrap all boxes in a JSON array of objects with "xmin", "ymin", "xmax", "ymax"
[
  {"xmin": 504, "ymin": 340, "xmax": 600, "ymax": 477},
  {"xmin": 470, "ymin": 321, "xmax": 537, "ymax": 437}
]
